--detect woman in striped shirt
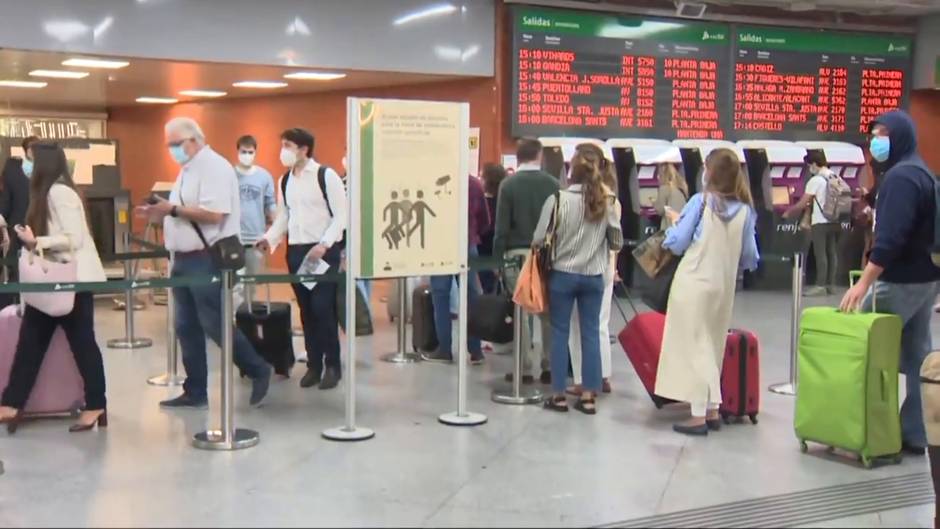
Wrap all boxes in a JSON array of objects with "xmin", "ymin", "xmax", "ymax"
[{"xmin": 534, "ymin": 159, "xmax": 623, "ymax": 415}]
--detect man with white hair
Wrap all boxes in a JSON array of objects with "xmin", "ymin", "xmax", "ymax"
[{"xmin": 138, "ymin": 117, "xmax": 272, "ymax": 409}]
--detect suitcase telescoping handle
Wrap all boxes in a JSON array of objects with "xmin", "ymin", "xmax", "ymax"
[
  {"xmin": 848, "ymin": 270, "xmax": 875, "ymax": 313},
  {"xmin": 611, "ymin": 279, "xmax": 640, "ymax": 323},
  {"xmin": 246, "ymin": 244, "xmax": 272, "ymax": 316}
]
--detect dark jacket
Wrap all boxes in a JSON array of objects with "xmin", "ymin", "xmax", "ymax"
[
  {"xmin": 493, "ymin": 168, "xmax": 560, "ymax": 255},
  {"xmin": 869, "ymin": 110, "xmax": 940, "ymax": 284},
  {"xmin": 468, "ymin": 176, "xmax": 490, "ymax": 247},
  {"xmin": 0, "ymin": 158, "xmax": 29, "ymax": 241}
]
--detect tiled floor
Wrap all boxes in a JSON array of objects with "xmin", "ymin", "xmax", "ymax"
[{"xmin": 0, "ymin": 284, "xmax": 935, "ymax": 527}]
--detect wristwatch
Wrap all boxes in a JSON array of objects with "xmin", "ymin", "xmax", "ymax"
[{"xmin": 170, "ymin": 205, "xmax": 179, "ymax": 218}]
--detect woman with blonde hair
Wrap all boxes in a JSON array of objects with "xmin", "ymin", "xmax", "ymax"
[
  {"xmin": 535, "ymin": 155, "xmax": 623, "ymax": 415},
  {"xmin": 654, "ymin": 163, "xmax": 689, "ymax": 230},
  {"xmin": 566, "ymin": 143, "xmax": 621, "ymax": 396},
  {"xmin": 655, "ymin": 148, "xmax": 759, "ymax": 436}
]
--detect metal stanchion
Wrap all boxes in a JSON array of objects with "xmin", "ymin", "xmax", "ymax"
[
  {"xmin": 194, "ymin": 270, "xmax": 259, "ymax": 450},
  {"xmin": 381, "ymin": 278, "xmax": 422, "ymax": 364},
  {"xmin": 770, "ymin": 252, "xmax": 802, "ymax": 396},
  {"xmin": 492, "ymin": 304, "xmax": 543, "ymax": 405},
  {"xmin": 147, "ymin": 286, "xmax": 184, "ymax": 386},
  {"xmin": 108, "ymin": 257, "xmax": 153, "ymax": 349},
  {"xmin": 440, "ymin": 268, "xmax": 488, "ymax": 426}
]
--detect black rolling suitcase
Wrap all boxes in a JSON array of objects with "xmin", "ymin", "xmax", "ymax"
[
  {"xmin": 412, "ymin": 284, "xmax": 439, "ymax": 353},
  {"xmin": 236, "ymin": 283, "xmax": 295, "ymax": 377}
]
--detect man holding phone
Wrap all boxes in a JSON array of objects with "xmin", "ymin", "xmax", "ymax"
[{"xmin": 138, "ymin": 117, "xmax": 271, "ymax": 409}]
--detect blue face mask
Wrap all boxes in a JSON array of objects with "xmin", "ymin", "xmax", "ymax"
[
  {"xmin": 870, "ymin": 136, "xmax": 890, "ymax": 163},
  {"xmin": 21, "ymin": 158, "xmax": 33, "ymax": 177},
  {"xmin": 169, "ymin": 145, "xmax": 190, "ymax": 165}
]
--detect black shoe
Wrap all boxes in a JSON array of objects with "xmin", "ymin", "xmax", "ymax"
[
  {"xmin": 319, "ymin": 367, "xmax": 341, "ymax": 390},
  {"xmin": 422, "ymin": 351, "xmax": 454, "ymax": 364},
  {"xmin": 504, "ymin": 373, "xmax": 535, "ymax": 385},
  {"xmin": 469, "ymin": 352, "xmax": 485, "ymax": 365},
  {"xmin": 159, "ymin": 393, "xmax": 209, "ymax": 409},
  {"xmin": 540, "ymin": 370, "xmax": 552, "ymax": 385},
  {"xmin": 300, "ymin": 368, "xmax": 322, "ymax": 389},
  {"xmin": 902, "ymin": 442, "xmax": 926, "ymax": 456},
  {"xmin": 673, "ymin": 423, "xmax": 709, "ymax": 436},
  {"xmin": 706, "ymin": 419, "xmax": 723, "ymax": 432},
  {"xmin": 250, "ymin": 369, "xmax": 271, "ymax": 407}
]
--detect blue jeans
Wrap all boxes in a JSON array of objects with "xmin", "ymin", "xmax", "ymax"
[
  {"xmin": 430, "ymin": 246, "xmax": 482, "ymax": 357},
  {"xmin": 549, "ymin": 271, "xmax": 604, "ymax": 394},
  {"xmin": 172, "ymin": 252, "xmax": 270, "ymax": 399},
  {"xmin": 864, "ymin": 280, "xmax": 940, "ymax": 448}
]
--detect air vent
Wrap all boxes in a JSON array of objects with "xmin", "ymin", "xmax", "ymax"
[{"xmin": 676, "ymin": 1, "xmax": 708, "ymax": 18}]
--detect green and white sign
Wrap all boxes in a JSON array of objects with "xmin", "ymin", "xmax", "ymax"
[
  {"xmin": 348, "ymin": 98, "xmax": 469, "ymax": 279},
  {"xmin": 736, "ymin": 26, "xmax": 912, "ymax": 57}
]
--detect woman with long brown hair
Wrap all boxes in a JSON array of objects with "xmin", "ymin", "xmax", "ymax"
[
  {"xmin": 534, "ymin": 157, "xmax": 623, "ymax": 415},
  {"xmin": 0, "ymin": 142, "xmax": 108, "ymax": 433},
  {"xmin": 655, "ymin": 148, "xmax": 759, "ymax": 436},
  {"xmin": 654, "ymin": 162, "xmax": 688, "ymax": 230},
  {"xmin": 566, "ymin": 143, "xmax": 620, "ymax": 395}
]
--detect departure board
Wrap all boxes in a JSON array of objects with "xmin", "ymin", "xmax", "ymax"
[
  {"xmin": 509, "ymin": 6, "xmax": 913, "ymax": 142},
  {"xmin": 733, "ymin": 27, "xmax": 912, "ymax": 141},
  {"xmin": 511, "ymin": 7, "xmax": 733, "ymax": 140}
]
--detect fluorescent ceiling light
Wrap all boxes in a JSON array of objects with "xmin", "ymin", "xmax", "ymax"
[
  {"xmin": 232, "ymin": 81, "xmax": 288, "ymax": 89},
  {"xmin": 179, "ymin": 89, "xmax": 227, "ymax": 98},
  {"xmin": 393, "ymin": 3, "xmax": 457, "ymax": 26},
  {"xmin": 283, "ymin": 72, "xmax": 347, "ymax": 81},
  {"xmin": 136, "ymin": 96, "xmax": 178, "ymax": 104},
  {"xmin": 62, "ymin": 57, "xmax": 129, "ymax": 69},
  {"xmin": 29, "ymin": 69, "xmax": 90, "ymax": 79},
  {"xmin": 0, "ymin": 80, "xmax": 48, "ymax": 89}
]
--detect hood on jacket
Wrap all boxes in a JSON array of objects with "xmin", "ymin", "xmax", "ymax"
[
  {"xmin": 706, "ymin": 194, "xmax": 749, "ymax": 222},
  {"xmin": 870, "ymin": 110, "xmax": 918, "ymax": 169}
]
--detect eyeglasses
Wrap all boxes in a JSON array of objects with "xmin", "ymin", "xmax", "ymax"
[{"xmin": 167, "ymin": 137, "xmax": 194, "ymax": 148}]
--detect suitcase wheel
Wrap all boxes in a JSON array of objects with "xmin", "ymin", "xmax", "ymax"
[
  {"xmin": 892, "ymin": 455, "xmax": 903, "ymax": 465},
  {"xmin": 825, "ymin": 446, "xmax": 836, "ymax": 454},
  {"xmin": 799, "ymin": 441, "xmax": 809, "ymax": 454},
  {"xmin": 720, "ymin": 412, "xmax": 730, "ymax": 425},
  {"xmin": 859, "ymin": 455, "xmax": 873, "ymax": 469},
  {"xmin": 748, "ymin": 414, "xmax": 758, "ymax": 425}
]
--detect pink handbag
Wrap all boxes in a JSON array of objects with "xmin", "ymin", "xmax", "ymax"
[{"xmin": 18, "ymin": 248, "xmax": 77, "ymax": 317}]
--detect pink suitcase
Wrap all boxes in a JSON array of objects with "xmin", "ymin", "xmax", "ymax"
[{"xmin": 0, "ymin": 305, "xmax": 84, "ymax": 414}]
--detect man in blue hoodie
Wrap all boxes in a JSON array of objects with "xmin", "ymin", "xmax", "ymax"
[{"xmin": 841, "ymin": 110, "xmax": 940, "ymax": 455}]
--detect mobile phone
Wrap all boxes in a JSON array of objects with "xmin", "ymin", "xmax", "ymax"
[{"xmin": 145, "ymin": 195, "xmax": 160, "ymax": 205}]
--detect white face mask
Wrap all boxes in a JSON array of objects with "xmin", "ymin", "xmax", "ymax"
[
  {"xmin": 238, "ymin": 152, "xmax": 255, "ymax": 167},
  {"xmin": 280, "ymin": 147, "xmax": 298, "ymax": 168}
]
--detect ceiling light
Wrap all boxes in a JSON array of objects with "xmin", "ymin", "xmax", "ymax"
[
  {"xmin": 29, "ymin": 69, "xmax": 90, "ymax": 79},
  {"xmin": 136, "ymin": 96, "xmax": 178, "ymax": 104},
  {"xmin": 283, "ymin": 72, "xmax": 347, "ymax": 81},
  {"xmin": 393, "ymin": 3, "xmax": 457, "ymax": 26},
  {"xmin": 62, "ymin": 57, "xmax": 129, "ymax": 69},
  {"xmin": 179, "ymin": 90, "xmax": 227, "ymax": 98},
  {"xmin": 0, "ymin": 80, "xmax": 48, "ymax": 89},
  {"xmin": 232, "ymin": 81, "xmax": 288, "ymax": 89}
]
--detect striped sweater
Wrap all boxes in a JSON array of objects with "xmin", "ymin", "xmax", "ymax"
[{"xmin": 532, "ymin": 185, "xmax": 623, "ymax": 276}]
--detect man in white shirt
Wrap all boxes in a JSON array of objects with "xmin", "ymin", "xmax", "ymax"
[
  {"xmin": 257, "ymin": 128, "xmax": 346, "ymax": 390},
  {"xmin": 139, "ymin": 117, "xmax": 272, "ymax": 409},
  {"xmin": 784, "ymin": 151, "xmax": 842, "ymax": 297}
]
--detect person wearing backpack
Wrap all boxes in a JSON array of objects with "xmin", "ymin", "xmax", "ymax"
[
  {"xmin": 841, "ymin": 110, "xmax": 940, "ymax": 456},
  {"xmin": 784, "ymin": 151, "xmax": 851, "ymax": 296},
  {"xmin": 257, "ymin": 128, "xmax": 346, "ymax": 391}
]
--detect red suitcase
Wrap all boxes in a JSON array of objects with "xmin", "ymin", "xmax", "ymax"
[
  {"xmin": 618, "ymin": 311, "xmax": 676, "ymax": 409},
  {"xmin": 720, "ymin": 329, "xmax": 760, "ymax": 425}
]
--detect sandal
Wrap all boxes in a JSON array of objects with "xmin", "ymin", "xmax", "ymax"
[
  {"xmin": 543, "ymin": 395, "xmax": 569, "ymax": 413},
  {"xmin": 574, "ymin": 397, "xmax": 597, "ymax": 416}
]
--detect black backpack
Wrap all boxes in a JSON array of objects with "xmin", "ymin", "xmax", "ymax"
[{"xmin": 280, "ymin": 165, "xmax": 347, "ymax": 249}]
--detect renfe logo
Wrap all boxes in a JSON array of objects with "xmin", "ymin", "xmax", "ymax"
[
  {"xmin": 702, "ymin": 30, "xmax": 726, "ymax": 41},
  {"xmin": 523, "ymin": 16, "xmax": 552, "ymax": 28}
]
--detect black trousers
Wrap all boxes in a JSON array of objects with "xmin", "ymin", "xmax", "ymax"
[
  {"xmin": 287, "ymin": 244, "xmax": 342, "ymax": 374},
  {"xmin": 1, "ymin": 293, "xmax": 107, "ymax": 410}
]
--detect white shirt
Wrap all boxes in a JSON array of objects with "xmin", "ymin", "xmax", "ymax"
[
  {"xmin": 164, "ymin": 145, "xmax": 241, "ymax": 253},
  {"xmin": 517, "ymin": 162, "xmax": 542, "ymax": 172},
  {"xmin": 36, "ymin": 183, "xmax": 106, "ymax": 282},
  {"xmin": 804, "ymin": 168, "xmax": 833, "ymax": 225},
  {"xmin": 264, "ymin": 158, "xmax": 346, "ymax": 248}
]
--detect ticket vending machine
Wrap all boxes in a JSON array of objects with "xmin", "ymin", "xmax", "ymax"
[
  {"xmin": 736, "ymin": 140, "xmax": 807, "ymax": 289},
  {"xmin": 672, "ymin": 140, "xmax": 746, "ymax": 195},
  {"xmin": 606, "ymin": 138, "xmax": 682, "ymax": 288},
  {"xmin": 538, "ymin": 137, "xmax": 608, "ymax": 182},
  {"xmin": 796, "ymin": 141, "xmax": 867, "ymax": 286}
]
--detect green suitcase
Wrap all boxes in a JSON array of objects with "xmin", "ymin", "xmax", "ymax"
[{"xmin": 795, "ymin": 307, "xmax": 904, "ymax": 468}]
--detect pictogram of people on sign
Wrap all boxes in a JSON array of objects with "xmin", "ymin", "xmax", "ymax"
[{"xmin": 381, "ymin": 175, "xmax": 451, "ymax": 251}]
